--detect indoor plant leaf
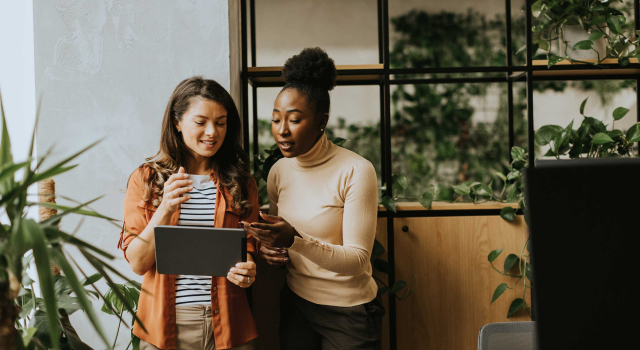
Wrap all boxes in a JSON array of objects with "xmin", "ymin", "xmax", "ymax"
[
  {"xmin": 419, "ymin": 186, "xmax": 437, "ymax": 209},
  {"xmin": 580, "ymin": 97, "xmax": 588, "ymax": 115},
  {"xmin": 589, "ymin": 30, "xmax": 605, "ymax": 41},
  {"xmin": 500, "ymin": 206, "xmax": 516, "ymax": 222},
  {"xmin": 380, "ymin": 195, "xmax": 396, "ymax": 213},
  {"xmin": 592, "ymin": 132, "xmax": 614, "ymax": 144},
  {"xmin": 373, "ymin": 258, "xmax": 392, "ymax": 274},
  {"xmin": 547, "ymin": 53, "xmax": 564, "ymax": 68},
  {"xmin": 503, "ymin": 254, "xmax": 519, "ymax": 273},
  {"xmin": 488, "ymin": 249, "xmax": 504, "ymax": 263},
  {"xmin": 491, "ymin": 283, "xmax": 508, "ymax": 304},
  {"xmin": 452, "ymin": 184, "xmax": 470, "ymax": 196},
  {"xmin": 392, "ymin": 174, "xmax": 409, "ymax": 194},
  {"xmin": 507, "ymin": 298, "xmax": 526, "ymax": 317},
  {"xmin": 535, "ymin": 125, "xmax": 563, "ymax": 146},
  {"xmin": 606, "ymin": 15, "xmax": 622, "ymax": 34},
  {"xmin": 612, "ymin": 107, "xmax": 629, "ymax": 121},
  {"xmin": 572, "ymin": 40, "xmax": 593, "ymax": 50},
  {"xmin": 510, "ymin": 146, "xmax": 526, "ymax": 161},
  {"xmin": 371, "ymin": 239, "xmax": 385, "ymax": 260},
  {"xmin": 435, "ymin": 184, "xmax": 454, "ymax": 202}
]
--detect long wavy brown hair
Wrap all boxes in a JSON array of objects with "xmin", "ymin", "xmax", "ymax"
[{"xmin": 140, "ymin": 76, "xmax": 252, "ymax": 217}]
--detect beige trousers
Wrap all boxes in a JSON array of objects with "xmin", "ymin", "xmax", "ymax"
[{"xmin": 140, "ymin": 304, "xmax": 255, "ymax": 350}]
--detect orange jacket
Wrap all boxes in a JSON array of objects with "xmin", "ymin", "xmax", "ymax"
[{"xmin": 118, "ymin": 166, "xmax": 258, "ymax": 349}]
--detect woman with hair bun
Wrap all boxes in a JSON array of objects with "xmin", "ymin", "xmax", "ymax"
[{"xmin": 244, "ymin": 48, "xmax": 384, "ymax": 349}]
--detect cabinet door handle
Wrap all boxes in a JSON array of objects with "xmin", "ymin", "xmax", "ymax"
[{"xmin": 402, "ymin": 226, "xmax": 409, "ymax": 232}]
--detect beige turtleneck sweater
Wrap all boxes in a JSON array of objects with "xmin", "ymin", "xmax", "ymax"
[{"xmin": 267, "ymin": 134, "xmax": 379, "ymax": 306}]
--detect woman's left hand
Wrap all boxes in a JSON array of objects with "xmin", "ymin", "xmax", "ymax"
[
  {"xmin": 227, "ymin": 260, "xmax": 256, "ymax": 288},
  {"xmin": 244, "ymin": 212, "xmax": 300, "ymax": 248}
]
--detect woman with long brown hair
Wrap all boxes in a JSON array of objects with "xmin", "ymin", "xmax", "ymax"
[{"xmin": 118, "ymin": 77, "xmax": 258, "ymax": 350}]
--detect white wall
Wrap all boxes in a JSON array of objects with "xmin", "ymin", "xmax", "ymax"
[
  {"xmin": 32, "ymin": 1, "xmax": 237, "ymax": 348},
  {"xmin": 0, "ymin": 0, "xmax": 36, "ymax": 165}
]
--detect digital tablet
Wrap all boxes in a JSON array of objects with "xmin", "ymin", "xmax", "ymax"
[{"xmin": 154, "ymin": 225, "xmax": 247, "ymax": 276}]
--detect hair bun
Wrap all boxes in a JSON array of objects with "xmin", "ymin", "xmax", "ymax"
[{"xmin": 282, "ymin": 47, "xmax": 337, "ymax": 91}]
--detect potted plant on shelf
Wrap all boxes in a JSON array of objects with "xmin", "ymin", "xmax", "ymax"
[
  {"xmin": 488, "ymin": 97, "xmax": 639, "ymax": 318},
  {"xmin": 532, "ymin": 0, "xmax": 639, "ymax": 67}
]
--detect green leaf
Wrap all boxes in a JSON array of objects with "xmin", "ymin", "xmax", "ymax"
[
  {"xmin": 507, "ymin": 298, "xmax": 526, "ymax": 317},
  {"xmin": 494, "ymin": 171, "xmax": 507, "ymax": 183},
  {"xmin": 580, "ymin": 97, "xmax": 588, "ymax": 115},
  {"xmin": 510, "ymin": 147, "xmax": 526, "ymax": 161},
  {"xmin": 627, "ymin": 124, "xmax": 640, "ymax": 143},
  {"xmin": 573, "ymin": 40, "xmax": 594, "ymax": 50},
  {"xmin": 507, "ymin": 170, "xmax": 521, "ymax": 181},
  {"xmin": 608, "ymin": 130, "xmax": 623, "ymax": 139},
  {"xmin": 531, "ymin": 0, "xmax": 544, "ymax": 17},
  {"xmin": 592, "ymin": 132, "xmax": 614, "ymax": 144},
  {"xmin": 373, "ymin": 258, "xmax": 392, "ymax": 274},
  {"xmin": 583, "ymin": 117, "xmax": 607, "ymax": 133},
  {"xmin": 0, "ymin": 92, "xmax": 13, "ymax": 168},
  {"xmin": 25, "ymin": 138, "xmax": 102, "ymax": 187},
  {"xmin": 547, "ymin": 54, "xmax": 564, "ymax": 68},
  {"xmin": 476, "ymin": 184, "xmax": 493, "ymax": 198},
  {"xmin": 331, "ymin": 137, "xmax": 347, "ymax": 146},
  {"xmin": 452, "ymin": 184, "xmax": 470, "ymax": 196},
  {"xmin": 32, "ymin": 201, "xmax": 118, "ymax": 222},
  {"xmin": 380, "ymin": 196, "xmax": 397, "ymax": 213},
  {"xmin": 23, "ymin": 220, "xmax": 60, "ymax": 349},
  {"xmin": 504, "ymin": 254, "xmax": 520, "ymax": 273},
  {"xmin": 589, "ymin": 31, "xmax": 605, "ymax": 41},
  {"xmin": 51, "ymin": 248, "xmax": 110, "ymax": 346},
  {"xmin": 435, "ymin": 184, "xmax": 454, "ymax": 202},
  {"xmin": 81, "ymin": 273, "xmax": 103, "ymax": 286},
  {"xmin": 371, "ymin": 239, "xmax": 385, "ymax": 260},
  {"xmin": 534, "ymin": 39, "xmax": 550, "ymax": 51},
  {"xmin": 525, "ymin": 264, "xmax": 533, "ymax": 283},
  {"xmin": 607, "ymin": 15, "xmax": 622, "ymax": 34},
  {"xmin": 612, "ymin": 107, "xmax": 629, "ymax": 121},
  {"xmin": 419, "ymin": 187, "xmax": 436, "ymax": 209},
  {"xmin": 500, "ymin": 206, "xmax": 517, "ymax": 222},
  {"xmin": 619, "ymin": 57, "xmax": 630, "ymax": 67},
  {"xmin": 22, "ymin": 327, "xmax": 37, "ymax": 347},
  {"xmin": 392, "ymin": 174, "xmax": 408, "ymax": 193},
  {"xmin": 389, "ymin": 280, "xmax": 408, "ymax": 295},
  {"xmin": 488, "ymin": 248, "xmax": 504, "ymax": 263},
  {"xmin": 535, "ymin": 125, "xmax": 563, "ymax": 146},
  {"xmin": 491, "ymin": 283, "xmax": 508, "ymax": 304}
]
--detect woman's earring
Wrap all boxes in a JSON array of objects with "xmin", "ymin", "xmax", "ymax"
[{"xmin": 320, "ymin": 128, "xmax": 324, "ymax": 132}]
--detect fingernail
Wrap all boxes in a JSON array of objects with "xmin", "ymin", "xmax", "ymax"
[
  {"xmin": 259, "ymin": 211, "xmax": 265, "ymax": 215},
  {"xmin": 249, "ymin": 223, "xmax": 255, "ymax": 227},
  {"xmin": 230, "ymin": 268, "xmax": 236, "ymax": 272},
  {"xmin": 284, "ymin": 258, "xmax": 290, "ymax": 262},
  {"xmin": 238, "ymin": 222, "xmax": 245, "ymax": 228},
  {"xmin": 236, "ymin": 263, "xmax": 241, "ymax": 267},
  {"xmin": 188, "ymin": 180, "xmax": 193, "ymax": 184},
  {"xmin": 188, "ymin": 186, "xmax": 193, "ymax": 190},
  {"xmin": 184, "ymin": 174, "xmax": 188, "ymax": 178}
]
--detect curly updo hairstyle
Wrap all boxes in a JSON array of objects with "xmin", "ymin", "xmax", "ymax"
[{"xmin": 281, "ymin": 47, "xmax": 337, "ymax": 117}]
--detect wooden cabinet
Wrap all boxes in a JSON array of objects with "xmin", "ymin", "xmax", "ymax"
[
  {"xmin": 389, "ymin": 215, "xmax": 530, "ymax": 350},
  {"xmin": 253, "ymin": 211, "xmax": 530, "ymax": 350}
]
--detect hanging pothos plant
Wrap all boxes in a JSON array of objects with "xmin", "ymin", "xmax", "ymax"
[{"xmin": 531, "ymin": 0, "xmax": 640, "ymax": 67}]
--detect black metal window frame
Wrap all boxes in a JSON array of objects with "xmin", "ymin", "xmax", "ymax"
[{"xmin": 240, "ymin": 1, "xmax": 640, "ymax": 349}]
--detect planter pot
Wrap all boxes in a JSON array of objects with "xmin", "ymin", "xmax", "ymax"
[{"xmin": 559, "ymin": 25, "xmax": 607, "ymax": 60}]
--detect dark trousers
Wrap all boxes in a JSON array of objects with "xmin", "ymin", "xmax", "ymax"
[{"xmin": 280, "ymin": 284, "xmax": 385, "ymax": 350}]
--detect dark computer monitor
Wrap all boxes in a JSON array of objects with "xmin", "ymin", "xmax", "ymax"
[{"xmin": 526, "ymin": 158, "xmax": 640, "ymax": 350}]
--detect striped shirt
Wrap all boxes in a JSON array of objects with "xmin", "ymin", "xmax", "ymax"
[{"xmin": 175, "ymin": 174, "xmax": 216, "ymax": 305}]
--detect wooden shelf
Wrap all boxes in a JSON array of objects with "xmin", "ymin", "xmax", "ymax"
[
  {"xmin": 378, "ymin": 201, "xmax": 519, "ymax": 211},
  {"xmin": 247, "ymin": 64, "xmax": 384, "ymax": 86},
  {"xmin": 262, "ymin": 201, "xmax": 518, "ymax": 213},
  {"xmin": 531, "ymin": 58, "xmax": 640, "ymax": 77}
]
